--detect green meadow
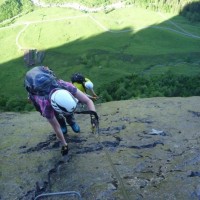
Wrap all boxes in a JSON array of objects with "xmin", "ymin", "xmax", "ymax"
[
  {"xmin": 0, "ymin": 6, "xmax": 200, "ymax": 107},
  {"xmin": 0, "ymin": 0, "xmax": 6, "ymax": 6}
]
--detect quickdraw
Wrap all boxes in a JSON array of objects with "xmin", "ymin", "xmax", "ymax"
[{"xmin": 75, "ymin": 110, "xmax": 99, "ymax": 134}]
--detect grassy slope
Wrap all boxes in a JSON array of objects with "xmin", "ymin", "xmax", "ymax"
[
  {"xmin": 0, "ymin": 0, "xmax": 5, "ymax": 6},
  {"xmin": 0, "ymin": 6, "xmax": 199, "ymax": 99}
]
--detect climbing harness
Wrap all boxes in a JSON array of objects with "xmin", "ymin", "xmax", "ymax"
[{"xmin": 34, "ymin": 191, "xmax": 82, "ymax": 200}]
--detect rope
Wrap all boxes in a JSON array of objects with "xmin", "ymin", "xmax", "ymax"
[
  {"xmin": 93, "ymin": 122, "xmax": 130, "ymax": 200},
  {"xmin": 75, "ymin": 110, "xmax": 130, "ymax": 199},
  {"xmin": 35, "ymin": 111, "xmax": 129, "ymax": 199},
  {"xmin": 75, "ymin": 110, "xmax": 99, "ymax": 120}
]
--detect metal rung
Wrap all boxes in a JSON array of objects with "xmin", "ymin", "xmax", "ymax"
[{"xmin": 34, "ymin": 191, "xmax": 82, "ymax": 200}]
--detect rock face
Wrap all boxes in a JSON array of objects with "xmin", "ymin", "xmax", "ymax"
[{"xmin": 1, "ymin": 97, "xmax": 200, "ymax": 200}]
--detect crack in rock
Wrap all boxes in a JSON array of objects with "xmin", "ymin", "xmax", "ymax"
[
  {"xmin": 134, "ymin": 117, "xmax": 154, "ymax": 124},
  {"xmin": 188, "ymin": 171, "xmax": 200, "ymax": 177},
  {"xmin": 21, "ymin": 134, "xmax": 58, "ymax": 153},
  {"xmin": 100, "ymin": 125, "xmax": 126, "ymax": 134},
  {"xmin": 127, "ymin": 140, "xmax": 164, "ymax": 149},
  {"xmin": 188, "ymin": 110, "xmax": 200, "ymax": 117}
]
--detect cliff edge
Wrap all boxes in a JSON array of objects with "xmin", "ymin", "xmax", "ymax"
[{"xmin": 1, "ymin": 97, "xmax": 200, "ymax": 200}]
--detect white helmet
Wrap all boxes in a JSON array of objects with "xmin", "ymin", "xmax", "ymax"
[
  {"xmin": 84, "ymin": 81, "xmax": 93, "ymax": 90},
  {"xmin": 51, "ymin": 89, "xmax": 78, "ymax": 114}
]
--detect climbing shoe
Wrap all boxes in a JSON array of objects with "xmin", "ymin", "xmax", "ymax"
[
  {"xmin": 71, "ymin": 123, "xmax": 80, "ymax": 133},
  {"xmin": 61, "ymin": 145, "xmax": 68, "ymax": 156},
  {"xmin": 61, "ymin": 126, "xmax": 67, "ymax": 135}
]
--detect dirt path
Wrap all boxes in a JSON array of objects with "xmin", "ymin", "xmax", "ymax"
[{"xmin": 0, "ymin": 1, "xmax": 199, "ymax": 50}]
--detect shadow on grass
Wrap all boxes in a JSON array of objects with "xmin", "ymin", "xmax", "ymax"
[{"xmin": 0, "ymin": 2, "xmax": 199, "ymax": 106}]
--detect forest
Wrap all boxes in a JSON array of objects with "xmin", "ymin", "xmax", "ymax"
[{"xmin": 98, "ymin": 72, "xmax": 200, "ymax": 102}]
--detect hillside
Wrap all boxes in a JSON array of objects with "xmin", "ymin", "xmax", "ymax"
[
  {"xmin": 1, "ymin": 97, "xmax": 200, "ymax": 200},
  {"xmin": 0, "ymin": 3, "xmax": 200, "ymax": 112}
]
